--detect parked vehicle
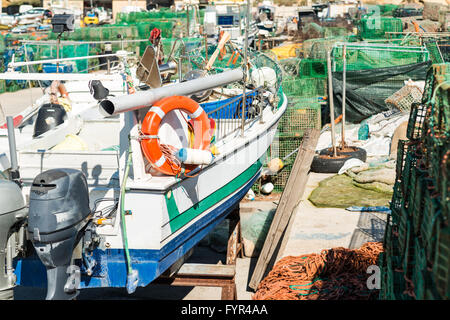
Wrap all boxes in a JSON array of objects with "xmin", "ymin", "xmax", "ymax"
[
  {"xmin": 0, "ymin": 13, "xmax": 16, "ymax": 26},
  {"xmin": 15, "ymin": 8, "xmax": 52, "ymax": 25}
]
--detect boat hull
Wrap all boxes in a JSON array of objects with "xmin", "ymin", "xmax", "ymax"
[{"xmin": 14, "ymin": 161, "xmax": 261, "ymax": 288}]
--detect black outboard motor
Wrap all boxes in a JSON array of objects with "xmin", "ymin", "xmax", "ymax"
[
  {"xmin": 33, "ymin": 103, "xmax": 67, "ymax": 138},
  {"xmin": 28, "ymin": 169, "xmax": 91, "ymax": 300}
]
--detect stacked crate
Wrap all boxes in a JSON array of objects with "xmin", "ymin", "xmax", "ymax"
[
  {"xmin": 380, "ymin": 63, "xmax": 450, "ymax": 300},
  {"xmin": 269, "ymin": 78, "xmax": 325, "ymax": 192}
]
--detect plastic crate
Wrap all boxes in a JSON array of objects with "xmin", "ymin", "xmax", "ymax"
[
  {"xmin": 413, "ymin": 238, "xmax": 427, "ymax": 300},
  {"xmin": 411, "ymin": 169, "xmax": 427, "ymax": 235},
  {"xmin": 390, "ymin": 182, "xmax": 403, "ymax": 225},
  {"xmin": 298, "ymin": 59, "xmax": 328, "ymax": 79},
  {"xmin": 282, "ymin": 78, "xmax": 327, "ymax": 97},
  {"xmin": 425, "ymin": 136, "xmax": 448, "ymax": 186},
  {"xmin": 402, "ymin": 232, "xmax": 415, "ymax": 278},
  {"xmin": 432, "ymin": 226, "xmax": 450, "ymax": 299},
  {"xmin": 277, "ymin": 97, "xmax": 322, "ymax": 138},
  {"xmin": 42, "ymin": 63, "xmax": 73, "ymax": 73},
  {"xmin": 395, "ymin": 140, "xmax": 409, "ymax": 181},
  {"xmin": 385, "ymin": 84, "xmax": 424, "ymax": 113},
  {"xmin": 386, "ymin": 254, "xmax": 409, "ymax": 299},
  {"xmin": 441, "ymin": 152, "xmax": 449, "ymax": 220},
  {"xmin": 401, "ymin": 144, "xmax": 420, "ymax": 196},
  {"xmin": 407, "ymin": 102, "xmax": 428, "ymax": 140},
  {"xmin": 269, "ymin": 136, "xmax": 303, "ymax": 192},
  {"xmin": 420, "ymin": 185, "xmax": 443, "ymax": 264}
]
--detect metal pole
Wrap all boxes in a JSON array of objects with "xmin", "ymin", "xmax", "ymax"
[
  {"xmin": 341, "ymin": 44, "xmax": 347, "ymax": 148},
  {"xmin": 100, "ymin": 68, "xmax": 244, "ymax": 115},
  {"xmin": 6, "ymin": 116, "xmax": 19, "ymax": 180},
  {"xmin": 186, "ymin": 5, "xmax": 190, "ymax": 38},
  {"xmin": 56, "ymin": 36, "xmax": 60, "ymax": 74},
  {"xmin": 241, "ymin": 0, "xmax": 250, "ymax": 137},
  {"xmin": 327, "ymin": 50, "xmax": 337, "ymax": 157}
]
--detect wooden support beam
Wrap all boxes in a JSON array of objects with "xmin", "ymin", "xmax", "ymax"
[
  {"xmin": 227, "ymin": 207, "xmax": 243, "ymax": 265},
  {"xmin": 248, "ymin": 128, "xmax": 321, "ymax": 291}
]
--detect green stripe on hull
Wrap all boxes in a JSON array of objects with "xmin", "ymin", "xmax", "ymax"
[{"xmin": 166, "ymin": 159, "xmax": 263, "ymax": 233}]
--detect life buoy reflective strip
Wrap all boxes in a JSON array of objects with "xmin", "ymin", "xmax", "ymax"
[{"xmin": 141, "ymin": 96, "xmax": 211, "ymax": 176}]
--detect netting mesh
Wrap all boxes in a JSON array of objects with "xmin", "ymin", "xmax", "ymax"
[
  {"xmin": 24, "ymin": 43, "xmax": 90, "ymax": 72},
  {"xmin": 282, "ymin": 78, "xmax": 327, "ymax": 98},
  {"xmin": 115, "ymin": 7, "xmax": 202, "ymax": 38},
  {"xmin": 302, "ymin": 37, "xmax": 347, "ymax": 59},
  {"xmin": 332, "ymin": 44, "xmax": 430, "ymax": 72},
  {"xmin": 185, "ymin": 45, "xmax": 283, "ymax": 96},
  {"xmin": 358, "ymin": 17, "xmax": 403, "ymax": 39}
]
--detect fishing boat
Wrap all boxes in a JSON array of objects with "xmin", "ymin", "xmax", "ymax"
[{"xmin": 0, "ymin": 17, "xmax": 287, "ymax": 299}]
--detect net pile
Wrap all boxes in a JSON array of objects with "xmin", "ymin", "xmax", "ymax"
[{"xmin": 253, "ymin": 242, "xmax": 384, "ymax": 300}]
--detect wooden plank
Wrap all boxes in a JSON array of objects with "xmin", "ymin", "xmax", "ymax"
[
  {"xmin": 227, "ymin": 208, "xmax": 243, "ymax": 265},
  {"xmin": 248, "ymin": 128, "xmax": 321, "ymax": 291},
  {"xmin": 175, "ymin": 263, "xmax": 236, "ymax": 278}
]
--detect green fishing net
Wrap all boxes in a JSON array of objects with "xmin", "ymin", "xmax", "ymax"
[{"xmin": 309, "ymin": 174, "xmax": 393, "ymax": 208}]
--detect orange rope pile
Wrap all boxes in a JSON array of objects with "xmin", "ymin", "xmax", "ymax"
[{"xmin": 253, "ymin": 242, "xmax": 383, "ymax": 300}]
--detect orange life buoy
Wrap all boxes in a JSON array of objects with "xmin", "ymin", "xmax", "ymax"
[{"xmin": 141, "ymin": 96, "xmax": 211, "ymax": 176}]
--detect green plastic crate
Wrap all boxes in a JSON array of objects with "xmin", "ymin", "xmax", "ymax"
[
  {"xmin": 277, "ymin": 97, "xmax": 322, "ymax": 138},
  {"xmin": 432, "ymin": 226, "xmax": 450, "ymax": 299},
  {"xmin": 413, "ymin": 238, "xmax": 427, "ymax": 300},
  {"xmin": 268, "ymin": 136, "xmax": 303, "ymax": 192}
]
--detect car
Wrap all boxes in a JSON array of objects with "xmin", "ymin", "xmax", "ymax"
[
  {"xmin": 15, "ymin": 8, "xmax": 52, "ymax": 25},
  {"xmin": 0, "ymin": 13, "xmax": 17, "ymax": 26}
]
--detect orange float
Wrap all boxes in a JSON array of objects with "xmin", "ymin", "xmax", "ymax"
[{"xmin": 141, "ymin": 96, "xmax": 211, "ymax": 176}]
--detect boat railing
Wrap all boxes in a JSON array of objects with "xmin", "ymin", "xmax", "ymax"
[
  {"xmin": 6, "ymin": 51, "xmax": 130, "ymax": 70},
  {"xmin": 205, "ymin": 88, "xmax": 260, "ymax": 142}
]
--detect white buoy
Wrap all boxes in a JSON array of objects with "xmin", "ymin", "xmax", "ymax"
[
  {"xmin": 261, "ymin": 182, "xmax": 274, "ymax": 195},
  {"xmin": 246, "ymin": 189, "xmax": 255, "ymax": 201},
  {"xmin": 176, "ymin": 148, "xmax": 213, "ymax": 165}
]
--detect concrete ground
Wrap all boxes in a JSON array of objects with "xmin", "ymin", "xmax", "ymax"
[{"xmin": 280, "ymin": 172, "xmax": 385, "ymax": 259}]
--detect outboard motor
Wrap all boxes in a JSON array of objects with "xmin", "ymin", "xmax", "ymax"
[
  {"xmin": 28, "ymin": 169, "xmax": 91, "ymax": 300},
  {"xmin": 0, "ymin": 180, "xmax": 27, "ymax": 300},
  {"xmin": 33, "ymin": 103, "xmax": 67, "ymax": 138}
]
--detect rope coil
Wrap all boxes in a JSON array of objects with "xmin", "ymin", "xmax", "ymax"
[{"xmin": 253, "ymin": 242, "xmax": 384, "ymax": 300}]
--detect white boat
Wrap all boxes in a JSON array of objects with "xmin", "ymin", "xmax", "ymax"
[{"xmin": 0, "ymin": 37, "xmax": 287, "ymax": 299}]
